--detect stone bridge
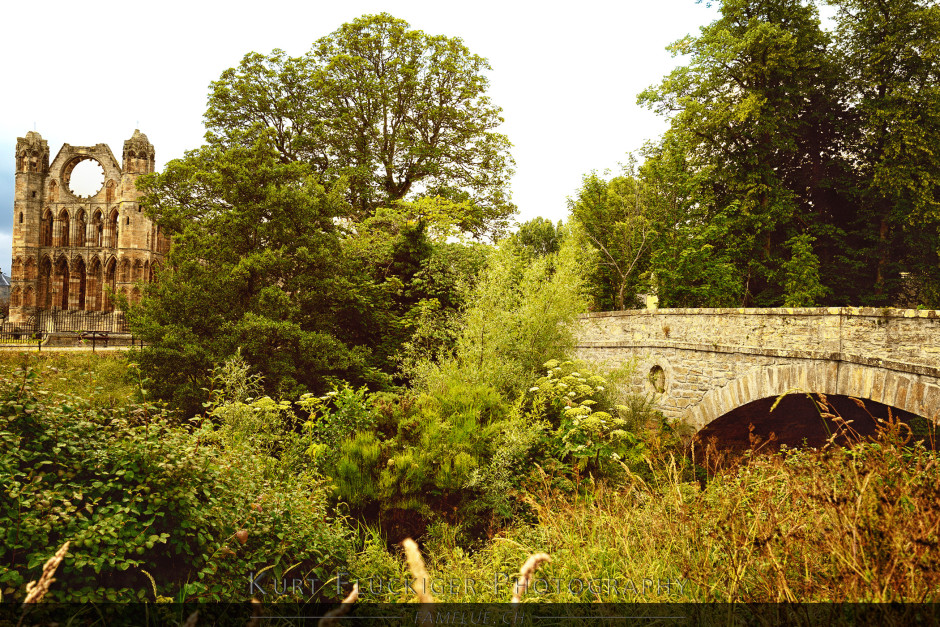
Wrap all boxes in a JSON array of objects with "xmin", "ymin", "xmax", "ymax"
[{"xmin": 574, "ymin": 307, "xmax": 940, "ymax": 432}]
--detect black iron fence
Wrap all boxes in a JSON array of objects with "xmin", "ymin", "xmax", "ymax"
[
  {"xmin": 0, "ymin": 309, "xmax": 134, "ymax": 350},
  {"xmin": 0, "ymin": 326, "xmax": 43, "ymax": 348}
]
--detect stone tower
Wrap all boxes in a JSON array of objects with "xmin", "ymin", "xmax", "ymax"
[{"xmin": 8, "ymin": 130, "xmax": 170, "ymax": 324}]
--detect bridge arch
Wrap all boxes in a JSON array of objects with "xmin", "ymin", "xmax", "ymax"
[{"xmin": 690, "ymin": 362, "xmax": 940, "ymax": 432}]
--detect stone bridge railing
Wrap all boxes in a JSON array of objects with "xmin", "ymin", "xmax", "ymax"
[{"xmin": 574, "ymin": 307, "xmax": 940, "ymax": 430}]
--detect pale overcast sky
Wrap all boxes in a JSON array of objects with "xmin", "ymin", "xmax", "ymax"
[{"xmin": 0, "ymin": 0, "xmax": 721, "ymax": 272}]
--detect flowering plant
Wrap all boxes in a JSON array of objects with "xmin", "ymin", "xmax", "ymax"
[{"xmin": 526, "ymin": 360, "xmax": 647, "ymax": 472}]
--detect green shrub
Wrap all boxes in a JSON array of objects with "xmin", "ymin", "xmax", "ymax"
[
  {"xmin": 524, "ymin": 360, "xmax": 654, "ymax": 475},
  {"xmin": 0, "ymin": 363, "xmax": 354, "ymax": 602},
  {"xmin": 462, "ymin": 405, "xmax": 549, "ymax": 526},
  {"xmin": 302, "ymin": 384, "xmax": 377, "ymax": 471},
  {"xmin": 783, "ymin": 233, "xmax": 829, "ymax": 307},
  {"xmin": 415, "ymin": 225, "xmax": 591, "ymax": 400},
  {"xmin": 315, "ymin": 359, "xmax": 666, "ymax": 535},
  {"xmin": 311, "ymin": 379, "xmax": 515, "ymax": 536}
]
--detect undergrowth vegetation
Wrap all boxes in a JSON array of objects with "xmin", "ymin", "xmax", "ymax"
[
  {"xmin": 342, "ymin": 408, "xmax": 939, "ymax": 603},
  {"xmin": 0, "ymin": 352, "xmax": 136, "ymax": 409},
  {"xmin": 2, "ymin": 351, "xmax": 938, "ymax": 604},
  {"xmin": 0, "ymin": 355, "xmax": 354, "ymax": 603}
]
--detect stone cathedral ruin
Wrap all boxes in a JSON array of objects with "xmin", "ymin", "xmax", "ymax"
[{"xmin": 8, "ymin": 130, "xmax": 169, "ymax": 326}]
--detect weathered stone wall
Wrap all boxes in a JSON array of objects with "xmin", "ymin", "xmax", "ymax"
[
  {"xmin": 9, "ymin": 130, "xmax": 170, "ymax": 324},
  {"xmin": 574, "ymin": 308, "xmax": 940, "ymax": 429}
]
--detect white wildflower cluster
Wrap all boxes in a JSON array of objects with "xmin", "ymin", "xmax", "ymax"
[{"xmin": 527, "ymin": 360, "xmax": 635, "ymax": 462}]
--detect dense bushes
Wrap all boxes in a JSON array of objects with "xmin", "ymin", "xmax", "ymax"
[
  {"xmin": 303, "ymin": 359, "xmax": 661, "ymax": 540},
  {"xmin": 0, "ymin": 359, "xmax": 354, "ymax": 602},
  {"xmin": 299, "ymin": 225, "xmax": 659, "ymax": 538},
  {"xmin": 307, "ymin": 379, "xmax": 515, "ymax": 537},
  {"xmin": 339, "ymin": 412, "xmax": 939, "ymax": 603}
]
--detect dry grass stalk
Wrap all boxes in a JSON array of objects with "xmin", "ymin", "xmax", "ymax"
[
  {"xmin": 245, "ymin": 597, "xmax": 263, "ymax": 627},
  {"xmin": 402, "ymin": 538, "xmax": 435, "ymax": 603},
  {"xmin": 22, "ymin": 541, "xmax": 69, "ymax": 604},
  {"xmin": 510, "ymin": 553, "xmax": 551, "ymax": 603},
  {"xmin": 182, "ymin": 611, "xmax": 200, "ymax": 627},
  {"xmin": 317, "ymin": 583, "xmax": 359, "ymax": 627}
]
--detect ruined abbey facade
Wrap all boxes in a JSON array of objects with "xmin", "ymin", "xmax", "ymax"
[{"xmin": 8, "ymin": 130, "xmax": 169, "ymax": 324}]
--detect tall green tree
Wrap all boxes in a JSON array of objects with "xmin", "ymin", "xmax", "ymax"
[
  {"xmin": 133, "ymin": 133, "xmax": 383, "ymax": 415},
  {"xmin": 569, "ymin": 171, "xmax": 653, "ymax": 310},
  {"xmin": 205, "ymin": 13, "xmax": 515, "ymax": 237},
  {"xmin": 513, "ymin": 216, "xmax": 564, "ymax": 258},
  {"xmin": 783, "ymin": 233, "xmax": 829, "ymax": 306},
  {"xmin": 638, "ymin": 0, "xmax": 847, "ymax": 306},
  {"xmin": 828, "ymin": 0, "xmax": 940, "ymax": 303},
  {"xmin": 428, "ymin": 222, "xmax": 592, "ymax": 398},
  {"xmin": 342, "ymin": 207, "xmax": 488, "ymax": 380},
  {"xmin": 632, "ymin": 0, "xmax": 940, "ymax": 307}
]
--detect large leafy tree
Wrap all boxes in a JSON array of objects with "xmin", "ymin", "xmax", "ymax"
[
  {"xmin": 638, "ymin": 0, "xmax": 848, "ymax": 306},
  {"xmin": 135, "ymin": 135, "xmax": 492, "ymax": 414},
  {"xmin": 205, "ymin": 13, "xmax": 515, "ymax": 237},
  {"xmin": 134, "ymin": 14, "xmax": 512, "ymax": 413},
  {"xmin": 569, "ymin": 172, "xmax": 654, "ymax": 310},
  {"xmin": 133, "ymin": 133, "xmax": 385, "ymax": 415},
  {"xmin": 828, "ymin": 0, "xmax": 940, "ymax": 303},
  {"xmin": 629, "ymin": 0, "xmax": 940, "ymax": 308}
]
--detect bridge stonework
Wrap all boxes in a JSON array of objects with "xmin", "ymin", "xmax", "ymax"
[{"xmin": 574, "ymin": 308, "xmax": 940, "ymax": 431}]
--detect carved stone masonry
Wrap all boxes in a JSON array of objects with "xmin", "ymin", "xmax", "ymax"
[{"xmin": 9, "ymin": 130, "xmax": 170, "ymax": 323}]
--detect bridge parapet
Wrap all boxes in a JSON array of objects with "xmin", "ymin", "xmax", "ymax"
[{"xmin": 575, "ymin": 308, "xmax": 940, "ymax": 430}]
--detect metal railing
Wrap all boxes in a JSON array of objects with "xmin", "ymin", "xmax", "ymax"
[{"xmin": 0, "ymin": 309, "xmax": 134, "ymax": 350}]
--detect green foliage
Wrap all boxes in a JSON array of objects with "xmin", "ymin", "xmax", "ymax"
[
  {"xmin": 342, "ymin": 208, "xmax": 488, "ymax": 380},
  {"xmin": 204, "ymin": 13, "xmax": 515, "ymax": 237},
  {"xmin": 136, "ymin": 14, "xmax": 513, "ymax": 414},
  {"xmin": 0, "ymin": 361, "xmax": 353, "ymax": 602},
  {"xmin": 320, "ymin": 379, "xmax": 505, "ymax": 522},
  {"xmin": 526, "ymin": 360, "xmax": 651, "ymax": 474},
  {"xmin": 350, "ymin": 407, "xmax": 939, "ymax": 603},
  {"xmin": 647, "ymin": 202, "xmax": 747, "ymax": 308},
  {"xmin": 783, "ymin": 234, "xmax": 829, "ymax": 306},
  {"xmin": 462, "ymin": 407, "xmax": 549, "ymax": 524},
  {"xmin": 302, "ymin": 385, "xmax": 377, "ymax": 471},
  {"xmin": 307, "ymin": 220, "xmax": 596, "ymax": 534},
  {"xmin": 422, "ymin": 223, "xmax": 591, "ymax": 398},
  {"xmin": 133, "ymin": 132, "xmax": 385, "ymax": 414},
  {"xmin": 569, "ymin": 170, "xmax": 654, "ymax": 310},
  {"xmin": 636, "ymin": 0, "xmax": 836, "ymax": 306},
  {"xmin": 631, "ymin": 0, "xmax": 940, "ymax": 307},
  {"xmin": 314, "ymin": 355, "xmax": 662, "ymax": 536},
  {"xmin": 513, "ymin": 217, "xmax": 564, "ymax": 258},
  {"xmin": 827, "ymin": 0, "xmax": 940, "ymax": 304},
  {"xmin": 0, "ymin": 352, "xmax": 136, "ymax": 409}
]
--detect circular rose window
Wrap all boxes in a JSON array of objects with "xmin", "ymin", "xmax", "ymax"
[{"xmin": 64, "ymin": 157, "xmax": 105, "ymax": 198}]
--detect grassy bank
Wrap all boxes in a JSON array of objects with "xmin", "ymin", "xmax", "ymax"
[
  {"xmin": 0, "ymin": 351, "xmax": 137, "ymax": 409},
  {"xmin": 349, "ymin": 416, "xmax": 938, "ymax": 603}
]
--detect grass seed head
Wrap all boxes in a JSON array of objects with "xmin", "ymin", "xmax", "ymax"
[
  {"xmin": 23, "ymin": 541, "xmax": 70, "ymax": 604},
  {"xmin": 402, "ymin": 538, "xmax": 434, "ymax": 603},
  {"xmin": 511, "ymin": 553, "xmax": 552, "ymax": 603}
]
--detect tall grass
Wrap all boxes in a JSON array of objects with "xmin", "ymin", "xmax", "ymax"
[
  {"xmin": 0, "ymin": 351, "xmax": 136, "ymax": 409},
  {"xmin": 6, "ymin": 352, "xmax": 936, "ymax": 604},
  {"xmin": 350, "ymin": 401, "xmax": 938, "ymax": 603}
]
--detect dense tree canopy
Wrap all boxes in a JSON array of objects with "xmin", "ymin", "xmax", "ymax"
[
  {"xmin": 136, "ymin": 133, "xmax": 491, "ymax": 414},
  {"xmin": 581, "ymin": 0, "xmax": 940, "ymax": 309},
  {"xmin": 132, "ymin": 14, "xmax": 513, "ymax": 414},
  {"xmin": 132, "ymin": 134, "xmax": 377, "ymax": 414},
  {"xmin": 205, "ymin": 13, "xmax": 515, "ymax": 237},
  {"xmin": 569, "ymin": 172, "xmax": 653, "ymax": 310}
]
